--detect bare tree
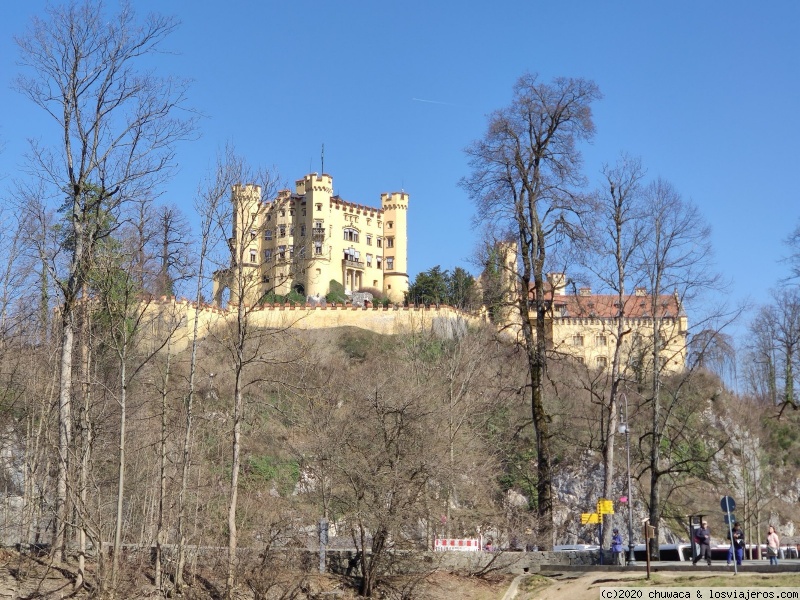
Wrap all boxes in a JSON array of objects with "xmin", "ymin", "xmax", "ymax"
[
  {"xmin": 575, "ymin": 154, "xmax": 647, "ymax": 549},
  {"xmin": 746, "ymin": 288, "xmax": 800, "ymax": 413},
  {"xmin": 783, "ymin": 219, "xmax": 800, "ymax": 285},
  {"xmin": 462, "ymin": 73, "xmax": 601, "ymax": 546},
  {"xmin": 636, "ymin": 178, "xmax": 719, "ymax": 557},
  {"xmin": 689, "ymin": 328, "xmax": 736, "ymax": 383},
  {"xmin": 207, "ymin": 162, "xmax": 312, "ymax": 598},
  {"xmin": 14, "ymin": 0, "xmax": 195, "ymax": 561},
  {"xmin": 174, "ymin": 147, "xmax": 245, "ymax": 592}
]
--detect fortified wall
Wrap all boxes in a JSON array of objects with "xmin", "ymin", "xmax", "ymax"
[{"xmin": 142, "ymin": 297, "xmax": 487, "ymax": 352}]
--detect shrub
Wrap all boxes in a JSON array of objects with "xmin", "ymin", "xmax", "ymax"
[{"xmin": 326, "ymin": 279, "xmax": 348, "ymax": 304}]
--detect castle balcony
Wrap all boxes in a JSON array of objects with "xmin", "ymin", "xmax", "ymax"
[
  {"xmin": 343, "ymin": 258, "xmax": 365, "ymax": 271},
  {"xmin": 312, "ymin": 229, "xmax": 325, "ymax": 241}
]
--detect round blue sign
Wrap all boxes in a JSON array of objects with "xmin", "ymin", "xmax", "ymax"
[{"xmin": 720, "ymin": 496, "xmax": 736, "ymax": 512}]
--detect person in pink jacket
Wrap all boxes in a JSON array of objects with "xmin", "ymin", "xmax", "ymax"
[{"xmin": 766, "ymin": 525, "xmax": 780, "ymax": 566}]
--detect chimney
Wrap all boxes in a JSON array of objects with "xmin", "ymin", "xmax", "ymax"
[
  {"xmin": 547, "ymin": 272, "xmax": 567, "ymax": 296},
  {"xmin": 635, "ymin": 287, "xmax": 647, "ymax": 297},
  {"xmin": 579, "ymin": 287, "xmax": 591, "ymax": 297}
]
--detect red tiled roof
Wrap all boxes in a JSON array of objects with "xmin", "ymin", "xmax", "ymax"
[{"xmin": 529, "ymin": 285, "xmax": 682, "ymax": 319}]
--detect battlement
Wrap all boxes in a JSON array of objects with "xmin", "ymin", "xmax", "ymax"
[
  {"xmin": 296, "ymin": 173, "xmax": 333, "ymax": 195},
  {"xmin": 331, "ymin": 195, "xmax": 382, "ymax": 217},
  {"xmin": 381, "ymin": 191, "xmax": 409, "ymax": 210},
  {"xmin": 232, "ymin": 183, "xmax": 262, "ymax": 200}
]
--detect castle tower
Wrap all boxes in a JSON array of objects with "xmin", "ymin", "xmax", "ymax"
[
  {"xmin": 297, "ymin": 173, "xmax": 333, "ymax": 298},
  {"xmin": 228, "ymin": 183, "xmax": 262, "ymax": 305},
  {"xmin": 380, "ymin": 191, "xmax": 409, "ymax": 304}
]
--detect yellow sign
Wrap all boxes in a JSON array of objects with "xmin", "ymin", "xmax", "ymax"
[
  {"xmin": 581, "ymin": 513, "xmax": 600, "ymax": 524},
  {"xmin": 597, "ymin": 499, "xmax": 614, "ymax": 515}
]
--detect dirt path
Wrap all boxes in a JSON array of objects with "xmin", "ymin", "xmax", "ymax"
[{"xmin": 513, "ymin": 570, "xmax": 800, "ymax": 600}]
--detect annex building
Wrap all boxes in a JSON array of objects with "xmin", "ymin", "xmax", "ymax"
[
  {"xmin": 539, "ymin": 273, "xmax": 688, "ymax": 374},
  {"xmin": 212, "ymin": 173, "xmax": 409, "ymax": 306},
  {"xmin": 487, "ymin": 243, "xmax": 688, "ymax": 374}
]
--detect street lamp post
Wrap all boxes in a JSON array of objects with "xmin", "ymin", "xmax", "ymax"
[{"xmin": 619, "ymin": 393, "xmax": 636, "ymax": 565}]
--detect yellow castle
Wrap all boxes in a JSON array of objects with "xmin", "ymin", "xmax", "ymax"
[{"xmin": 212, "ymin": 173, "xmax": 409, "ymax": 306}]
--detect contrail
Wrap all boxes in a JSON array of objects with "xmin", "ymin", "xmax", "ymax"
[{"xmin": 412, "ymin": 97, "xmax": 455, "ymax": 106}]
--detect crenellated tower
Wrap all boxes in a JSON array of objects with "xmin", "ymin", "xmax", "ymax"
[
  {"xmin": 297, "ymin": 173, "xmax": 334, "ymax": 298},
  {"xmin": 380, "ymin": 191, "xmax": 409, "ymax": 303},
  {"xmin": 212, "ymin": 183, "xmax": 262, "ymax": 306}
]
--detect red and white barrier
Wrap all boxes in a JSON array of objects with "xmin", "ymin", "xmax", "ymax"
[{"xmin": 434, "ymin": 538, "xmax": 481, "ymax": 552}]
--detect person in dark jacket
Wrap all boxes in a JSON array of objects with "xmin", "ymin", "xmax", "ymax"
[
  {"xmin": 727, "ymin": 522, "xmax": 744, "ymax": 566},
  {"xmin": 693, "ymin": 520, "xmax": 712, "ymax": 566}
]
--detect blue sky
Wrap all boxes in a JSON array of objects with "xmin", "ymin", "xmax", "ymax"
[{"xmin": 1, "ymin": 1, "xmax": 799, "ymax": 338}]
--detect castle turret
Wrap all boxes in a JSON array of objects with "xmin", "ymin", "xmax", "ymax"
[
  {"xmin": 380, "ymin": 191, "xmax": 409, "ymax": 304},
  {"xmin": 299, "ymin": 173, "xmax": 334, "ymax": 298},
  {"xmin": 210, "ymin": 183, "xmax": 262, "ymax": 306}
]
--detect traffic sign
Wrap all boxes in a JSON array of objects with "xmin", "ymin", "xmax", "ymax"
[
  {"xmin": 720, "ymin": 496, "xmax": 736, "ymax": 513},
  {"xmin": 597, "ymin": 499, "xmax": 614, "ymax": 514},
  {"xmin": 581, "ymin": 513, "xmax": 600, "ymax": 524},
  {"xmin": 724, "ymin": 514, "xmax": 737, "ymax": 524}
]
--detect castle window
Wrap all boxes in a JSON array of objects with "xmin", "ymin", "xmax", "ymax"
[
  {"xmin": 280, "ymin": 210, "xmax": 285, "ymax": 217},
  {"xmin": 249, "ymin": 250, "xmax": 257, "ymax": 263},
  {"xmin": 366, "ymin": 254, "xmax": 373, "ymax": 267},
  {"xmin": 314, "ymin": 242, "xmax": 322, "ymax": 255},
  {"xmin": 596, "ymin": 335, "xmax": 607, "ymax": 347},
  {"xmin": 377, "ymin": 257, "xmax": 382, "ymax": 269},
  {"xmin": 300, "ymin": 224, "xmax": 306, "ymax": 237},
  {"xmin": 262, "ymin": 275, "xmax": 270, "ymax": 283},
  {"xmin": 279, "ymin": 225, "xmax": 286, "ymax": 238},
  {"xmin": 265, "ymin": 229, "xmax": 272, "ymax": 241},
  {"xmin": 264, "ymin": 249, "xmax": 272, "ymax": 262},
  {"xmin": 386, "ymin": 237, "xmax": 394, "ymax": 249},
  {"xmin": 387, "ymin": 221, "xmax": 393, "ymax": 229},
  {"xmin": 386, "ymin": 257, "xmax": 394, "ymax": 270},
  {"xmin": 572, "ymin": 334, "xmax": 584, "ymax": 347},
  {"xmin": 343, "ymin": 228, "xmax": 359, "ymax": 243},
  {"xmin": 266, "ymin": 214, "xmax": 271, "ymax": 222},
  {"xmin": 596, "ymin": 356, "xmax": 608, "ymax": 369},
  {"xmin": 316, "ymin": 203, "xmax": 322, "ymax": 211},
  {"xmin": 290, "ymin": 209, "xmax": 294, "ymax": 217},
  {"xmin": 278, "ymin": 245, "xmax": 286, "ymax": 260},
  {"xmin": 377, "ymin": 237, "xmax": 383, "ymax": 248},
  {"xmin": 366, "ymin": 234, "xmax": 372, "ymax": 246},
  {"xmin": 250, "ymin": 229, "xmax": 256, "ymax": 240}
]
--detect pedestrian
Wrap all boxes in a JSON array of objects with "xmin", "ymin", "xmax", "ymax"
[
  {"xmin": 693, "ymin": 520, "xmax": 712, "ymax": 566},
  {"xmin": 611, "ymin": 528, "xmax": 624, "ymax": 565},
  {"xmin": 727, "ymin": 522, "xmax": 744, "ymax": 566},
  {"xmin": 766, "ymin": 525, "xmax": 780, "ymax": 566}
]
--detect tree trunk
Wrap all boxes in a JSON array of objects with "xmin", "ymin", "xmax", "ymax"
[
  {"xmin": 112, "ymin": 356, "xmax": 128, "ymax": 590},
  {"xmin": 226, "ymin": 371, "xmax": 243, "ymax": 599},
  {"xmin": 155, "ymin": 348, "xmax": 171, "ymax": 592},
  {"xmin": 648, "ymin": 301, "xmax": 663, "ymax": 560},
  {"xmin": 55, "ymin": 314, "xmax": 74, "ymax": 562}
]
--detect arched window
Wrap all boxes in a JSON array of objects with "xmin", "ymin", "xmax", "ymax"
[{"xmin": 343, "ymin": 227, "xmax": 360, "ymax": 243}]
